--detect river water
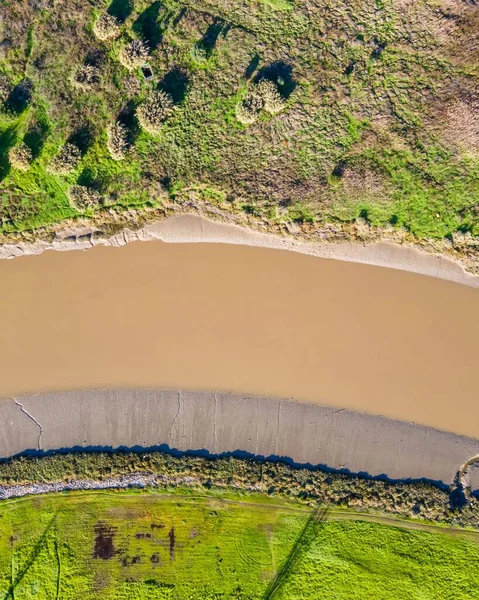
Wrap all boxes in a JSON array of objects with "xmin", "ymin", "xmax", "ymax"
[{"xmin": 0, "ymin": 240, "xmax": 478, "ymax": 438}]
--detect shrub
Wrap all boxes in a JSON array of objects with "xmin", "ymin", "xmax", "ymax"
[
  {"xmin": 0, "ymin": 74, "xmax": 12, "ymax": 103},
  {"xmin": 118, "ymin": 40, "xmax": 149, "ymax": 71},
  {"xmin": 68, "ymin": 185, "xmax": 102, "ymax": 212},
  {"xmin": 72, "ymin": 65, "xmax": 101, "ymax": 90},
  {"xmin": 48, "ymin": 143, "xmax": 81, "ymax": 175},
  {"xmin": 256, "ymin": 79, "xmax": 285, "ymax": 114},
  {"xmin": 107, "ymin": 122, "xmax": 128, "ymax": 160},
  {"xmin": 9, "ymin": 142, "xmax": 33, "ymax": 171},
  {"xmin": 136, "ymin": 91, "xmax": 174, "ymax": 134},
  {"xmin": 93, "ymin": 13, "xmax": 120, "ymax": 41},
  {"xmin": 235, "ymin": 90, "xmax": 264, "ymax": 125}
]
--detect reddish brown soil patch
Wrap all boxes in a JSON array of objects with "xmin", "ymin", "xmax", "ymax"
[{"xmin": 93, "ymin": 522, "xmax": 116, "ymax": 560}]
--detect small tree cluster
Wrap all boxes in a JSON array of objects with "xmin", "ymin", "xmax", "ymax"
[
  {"xmin": 118, "ymin": 40, "xmax": 149, "ymax": 71},
  {"xmin": 48, "ymin": 143, "xmax": 81, "ymax": 175},
  {"xmin": 236, "ymin": 79, "xmax": 285, "ymax": 124},
  {"xmin": 107, "ymin": 122, "xmax": 128, "ymax": 160},
  {"xmin": 136, "ymin": 91, "xmax": 174, "ymax": 135},
  {"xmin": 93, "ymin": 13, "xmax": 120, "ymax": 41},
  {"xmin": 68, "ymin": 185, "xmax": 102, "ymax": 212},
  {"xmin": 9, "ymin": 142, "xmax": 33, "ymax": 171},
  {"xmin": 255, "ymin": 79, "xmax": 285, "ymax": 115},
  {"xmin": 72, "ymin": 65, "xmax": 101, "ymax": 90}
]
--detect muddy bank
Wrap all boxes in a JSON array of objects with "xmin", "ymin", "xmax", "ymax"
[
  {"xmin": 2, "ymin": 389, "xmax": 479, "ymax": 491},
  {"xmin": 1, "ymin": 215, "xmax": 478, "ymax": 287}
]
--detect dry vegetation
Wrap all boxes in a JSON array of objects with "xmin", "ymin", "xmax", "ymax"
[
  {"xmin": 8, "ymin": 142, "xmax": 32, "ymax": 171},
  {"xmin": 47, "ymin": 142, "xmax": 81, "ymax": 175},
  {"xmin": 0, "ymin": 0, "xmax": 478, "ymax": 254},
  {"xmin": 68, "ymin": 184, "xmax": 102, "ymax": 211},
  {"xmin": 72, "ymin": 65, "xmax": 101, "ymax": 90},
  {"xmin": 118, "ymin": 39, "xmax": 149, "ymax": 70},
  {"xmin": 93, "ymin": 12, "xmax": 121, "ymax": 42},
  {"xmin": 107, "ymin": 121, "xmax": 129, "ymax": 159},
  {"xmin": 136, "ymin": 90, "xmax": 174, "ymax": 134}
]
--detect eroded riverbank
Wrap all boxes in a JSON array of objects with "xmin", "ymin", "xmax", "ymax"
[{"xmin": 2, "ymin": 215, "xmax": 478, "ymax": 287}]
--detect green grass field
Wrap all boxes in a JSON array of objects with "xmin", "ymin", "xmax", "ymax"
[
  {"xmin": 0, "ymin": 0, "xmax": 478, "ymax": 245},
  {"xmin": 1, "ymin": 489, "xmax": 478, "ymax": 599}
]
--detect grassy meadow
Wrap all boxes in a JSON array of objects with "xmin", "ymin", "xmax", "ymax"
[
  {"xmin": 0, "ymin": 0, "xmax": 478, "ymax": 243},
  {"xmin": 0, "ymin": 489, "xmax": 478, "ymax": 599}
]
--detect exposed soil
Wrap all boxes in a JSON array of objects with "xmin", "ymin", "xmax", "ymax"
[{"xmin": 93, "ymin": 522, "xmax": 116, "ymax": 560}]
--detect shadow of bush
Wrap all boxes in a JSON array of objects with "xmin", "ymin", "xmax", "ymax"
[
  {"xmin": 107, "ymin": 0, "xmax": 132, "ymax": 23},
  {"xmin": 6, "ymin": 79, "xmax": 33, "ymax": 115},
  {"xmin": 254, "ymin": 61, "xmax": 296, "ymax": 99},
  {"xmin": 133, "ymin": 1, "xmax": 166, "ymax": 50},
  {"xmin": 158, "ymin": 67, "xmax": 190, "ymax": 105}
]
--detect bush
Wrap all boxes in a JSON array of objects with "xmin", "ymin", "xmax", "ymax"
[
  {"xmin": 118, "ymin": 40, "xmax": 149, "ymax": 71},
  {"xmin": 72, "ymin": 65, "xmax": 101, "ymax": 90},
  {"xmin": 256, "ymin": 79, "xmax": 285, "ymax": 114},
  {"xmin": 107, "ymin": 122, "xmax": 128, "ymax": 160},
  {"xmin": 48, "ymin": 143, "xmax": 81, "ymax": 175},
  {"xmin": 9, "ymin": 142, "xmax": 33, "ymax": 171},
  {"xmin": 0, "ymin": 74, "xmax": 12, "ymax": 103},
  {"xmin": 68, "ymin": 185, "xmax": 102, "ymax": 212},
  {"xmin": 93, "ymin": 13, "xmax": 120, "ymax": 41},
  {"xmin": 136, "ymin": 91, "xmax": 174, "ymax": 135},
  {"xmin": 235, "ymin": 90, "xmax": 264, "ymax": 125}
]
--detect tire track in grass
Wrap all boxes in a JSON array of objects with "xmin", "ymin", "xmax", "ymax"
[
  {"xmin": 263, "ymin": 507, "xmax": 328, "ymax": 599},
  {"xmin": 3, "ymin": 514, "xmax": 57, "ymax": 600}
]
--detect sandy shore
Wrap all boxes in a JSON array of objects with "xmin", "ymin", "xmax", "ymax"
[
  {"xmin": 1, "ymin": 214, "xmax": 478, "ymax": 287},
  {"xmin": 3, "ymin": 389, "xmax": 479, "ymax": 490}
]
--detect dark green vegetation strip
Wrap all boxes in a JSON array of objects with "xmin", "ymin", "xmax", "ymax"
[
  {"xmin": 0, "ymin": 0, "xmax": 478, "ymax": 241},
  {"xmin": 0, "ymin": 490, "xmax": 478, "ymax": 599},
  {"xmin": 1, "ymin": 451, "xmax": 479, "ymax": 528}
]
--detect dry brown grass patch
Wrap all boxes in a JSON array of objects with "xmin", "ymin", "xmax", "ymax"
[
  {"xmin": 106, "ymin": 122, "xmax": 128, "ymax": 160},
  {"xmin": 136, "ymin": 91, "xmax": 174, "ymax": 135},
  {"xmin": 68, "ymin": 185, "xmax": 102, "ymax": 212},
  {"xmin": 342, "ymin": 166, "xmax": 391, "ymax": 199},
  {"xmin": 72, "ymin": 65, "xmax": 101, "ymax": 90},
  {"xmin": 93, "ymin": 13, "xmax": 120, "ymax": 42},
  {"xmin": 48, "ymin": 143, "xmax": 81, "ymax": 175},
  {"xmin": 118, "ymin": 40, "xmax": 149, "ymax": 71},
  {"xmin": 442, "ymin": 99, "xmax": 479, "ymax": 155},
  {"xmin": 9, "ymin": 142, "xmax": 33, "ymax": 171}
]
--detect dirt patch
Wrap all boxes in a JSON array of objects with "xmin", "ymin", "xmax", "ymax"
[
  {"xmin": 168, "ymin": 527, "xmax": 175, "ymax": 560},
  {"xmin": 93, "ymin": 522, "xmax": 116, "ymax": 560}
]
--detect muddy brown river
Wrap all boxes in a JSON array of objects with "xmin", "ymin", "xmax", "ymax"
[{"xmin": 0, "ymin": 240, "xmax": 478, "ymax": 438}]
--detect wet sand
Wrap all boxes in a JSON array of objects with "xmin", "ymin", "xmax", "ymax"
[
  {"xmin": 0, "ymin": 237, "xmax": 478, "ymax": 438},
  {"xmin": 3, "ymin": 389, "xmax": 479, "ymax": 489}
]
